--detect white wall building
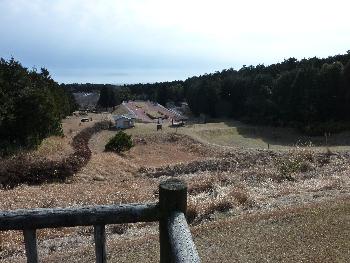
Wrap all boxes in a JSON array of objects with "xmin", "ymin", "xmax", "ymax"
[{"xmin": 113, "ymin": 115, "xmax": 135, "ymax": 129}]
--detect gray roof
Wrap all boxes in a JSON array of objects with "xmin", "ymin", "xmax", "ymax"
[{"xmin": 113, "ymin": 114, "xmax": 135, "ymax": 120}]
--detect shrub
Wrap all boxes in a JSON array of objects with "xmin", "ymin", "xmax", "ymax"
[
  {"xmin": 276, "ymin": 146, "xmax": 315, "ymax": 180},
  {"xmin": 105, "ymin": 131, "xmax": 133, "ymax": 153}
]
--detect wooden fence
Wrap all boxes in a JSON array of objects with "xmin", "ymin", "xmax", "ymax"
[{"xmin": 0, "ymin": 179, "xmax": 200, "ymax": 263}]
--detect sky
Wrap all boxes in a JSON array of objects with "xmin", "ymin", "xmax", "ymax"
[{"xmin": 0, "ymin": 0, "xmax": 350, "ymax": 84}]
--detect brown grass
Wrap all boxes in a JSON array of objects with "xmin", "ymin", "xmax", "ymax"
[
  {"xmin": 0, "ymin": 121, "xmax": 110, "ymax": 188},
  {"xmin": 188, "ymin": 178, "xmax": 216, "ymax": 195},
  {"xmin": 227, "ymin": 188, "xmax": 249, "ymax": 205},
  {"xmin": 1, "ymin": 119, "xmax": 350, "ymax": 262}
]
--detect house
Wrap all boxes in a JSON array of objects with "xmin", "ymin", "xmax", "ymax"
[{"xmin": 113, "ymin": 115, "xmax": 135, "ymax": 129}]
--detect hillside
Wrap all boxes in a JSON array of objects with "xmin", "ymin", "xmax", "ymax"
[{"xmin": 0, "ymin": 117, "xmax": 349, "ymax": 262}]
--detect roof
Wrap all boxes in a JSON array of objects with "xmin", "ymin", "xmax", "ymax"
[{"xmin": 113, "ymin": 114, "xmax": 135, "ymax": 120}]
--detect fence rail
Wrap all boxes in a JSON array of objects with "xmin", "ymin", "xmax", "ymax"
[
  {"xmin": 0, "ymin": 179, "xmax": 200, "ymax": 263},
  {"xmin": 0, "ymin": 203, "xmax": 159, "ymax": 230}
]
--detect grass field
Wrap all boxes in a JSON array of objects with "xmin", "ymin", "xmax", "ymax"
[
  {"xmin": 1, "ymin": 115, "xmax": 349, "ymax": 262},
  {"xmin": 181, "ymin": 120, "xmax": 350, "ymax": 151},
  {"xmin": 119, "ymin": 120, "xmax": 350, "ymax": 151}
]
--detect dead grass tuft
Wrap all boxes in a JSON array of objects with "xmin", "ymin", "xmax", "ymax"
[
  {"xmin": 188, "ymin": 178, "xmax": 215, "ymax": 195},
  {"xmin": 227, "ymin": 188, "xmax": 249, "ymax": 205}
]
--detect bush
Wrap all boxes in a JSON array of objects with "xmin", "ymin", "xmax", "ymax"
[
  {"xmin": 276, "ymin": 146, "xmax": 315, "ymax": 180},
  {"xmin": 105, "ymin": 131, "xmax": 133, "ymax": 153}
]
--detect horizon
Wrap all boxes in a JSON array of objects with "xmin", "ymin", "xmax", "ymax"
[{"xmin": 1, "ymin": 0, "xmax": 350, "ymax": 84}]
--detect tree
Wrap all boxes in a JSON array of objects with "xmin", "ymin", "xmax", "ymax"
[
  {"xmin": 0, "ymin": 58, "xmax": 77, "ymax": 155},
  {"xmin": 97, "ymin": 86, "xmax": 117, "ymax": 110}
]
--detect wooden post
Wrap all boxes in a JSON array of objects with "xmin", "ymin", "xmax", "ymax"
[
  {"xmin": 159, "ymin": 179, "xmax": 187, "ymax": 263},
  {"xmin": 23, "ymin": 229, "xmax": 38, "ymax": 263},
  {"xmin": 168, "ymin": 212, "xmax": 201, "ymax": 263},
  {"xmin": 94, "ymin": 225, "xmax": 107, "ymax": 263}
]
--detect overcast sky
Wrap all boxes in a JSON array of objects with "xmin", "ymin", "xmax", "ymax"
[{"xmin": 1, "ymin": 0, "xmax": 349, "ymax": 84}]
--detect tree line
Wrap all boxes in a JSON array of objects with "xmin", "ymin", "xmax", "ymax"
[
  {"xmin": 102, "ymin": 52, "xmax": 350, "ymax": 135},
  {"xmin": 96, "ymin": 81, "xmax": 185, "ymax": 109},
  {"xmin": 0, "ymin": 58, "xmax": 77, "ymax": 156},
  {"xmin": 184, "ymin": 52, "xmax": 350, "ymax": 135}
]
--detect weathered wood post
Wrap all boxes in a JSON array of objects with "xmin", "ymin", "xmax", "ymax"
[
  {"xmin": 94, "ymin": 224, "xmax": 107, "ymax": 263},
  {"xmin": 23, "ymin": 229, "xmax": 38, "ymax": 263},
  {"xmin": 159, "ymin": 179, "xmax": 187, "ymax": 263}
]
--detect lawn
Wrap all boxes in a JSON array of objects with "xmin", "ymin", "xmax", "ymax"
[{"xmin": 179, "ymin": 120, "xmax": 350, "ymax": 151}]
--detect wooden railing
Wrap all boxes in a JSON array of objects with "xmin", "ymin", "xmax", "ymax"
[{"xmin": 0, "ymin": 179, "xmax": 200, "ymax": 263}]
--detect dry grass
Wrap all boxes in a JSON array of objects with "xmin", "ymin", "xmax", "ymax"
[
  {"xmin": 276, "ymin": 146, "xmax": 315, "ymax": 177},
  {"xmin": 1, "ymin": 118, "xmax": 350, "ymax": 262},
  {"xmin": 111, "ymin": 105, "xmax": 129, "ymax": 116},
  {"xmin": 184, "ymin": 120, "xmax": 350, "ymax": 151},
  {"xmin": 227, "ymin": 188, "xmax": 250, "ymax": 206},
  {"xmin": 191, "ymin": 197, "xmax": 350, "ymax": 263},
  {"xmin": 5, "ymin": 198, "xmax": 347, "ymax": 263},
  {"xmin": 34, "ymin": 136, "xmax": 73, "ymax": 161},
  {"xmin": 188, "ymin": 178, "xmax": 216, "ymax": 195}
]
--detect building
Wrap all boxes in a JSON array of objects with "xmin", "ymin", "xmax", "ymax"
[{"xmin": 113, "ymin": 115, "xmax": 135, "ymax": 129}]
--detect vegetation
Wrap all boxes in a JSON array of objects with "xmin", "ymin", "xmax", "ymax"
[
  {"xmin": 105, "ymin": 131, "xmax": 133, "ymax": 153},
  {"xmin": 95, "ymin": 85, "xmax": 133, "ymax": 110},
  {"xmin": 125, "ymin": 82, "xmax": 185, "ymax": 105},
  {"xmin": 78, "ymin": 52, "xmax": 350, "ymax": 135},
  {"xmin": 0, "ymin": 121, "xmax": 109, "ymax": 188},
  {"xmin": 1, "ymin": 120, "xmax": 349, "ymax": 261},
  {"xmin": 0, "ymin": 58, "xmax": 77, "ymax": 156},
  {"xmin": 97, "ymin": 86, "xmax": 118, "ymax": 110},
  {"xmin": 65, "ymin": 81, "xmax": 186, "ymax": 107},
  {"xmin": 183, "ymin": 52, "xmax": 350, "ymax": 135}
]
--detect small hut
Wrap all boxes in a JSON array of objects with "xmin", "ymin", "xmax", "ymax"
[{"xmin": 113, "ymin": 115, "xmax": 135, "ymax": 129}]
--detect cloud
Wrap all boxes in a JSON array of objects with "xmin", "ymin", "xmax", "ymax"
[{"xmin": 0, "ymin": 0, "xmax": 349, "ymax": 83}]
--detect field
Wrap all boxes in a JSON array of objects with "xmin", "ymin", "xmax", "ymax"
[
  {"xmin": 0, "ymin": 115, "xmax": 349, "ymax": 262},
  {"xmin": 182, "ymin": 120, "xmax": 350, "ymax": 151}
]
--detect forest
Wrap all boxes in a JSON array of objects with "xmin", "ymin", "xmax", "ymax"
[
  {"xmin": 183, "ymin": 52, "xmax": 350, "ymax": 135},
  {"xmin": 94, "ymin": 52, "xmax": 350, "ymax": 135},
  {"xmin": 0, "ymin": 58, "xmax": 77, "ymax": 156}
]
